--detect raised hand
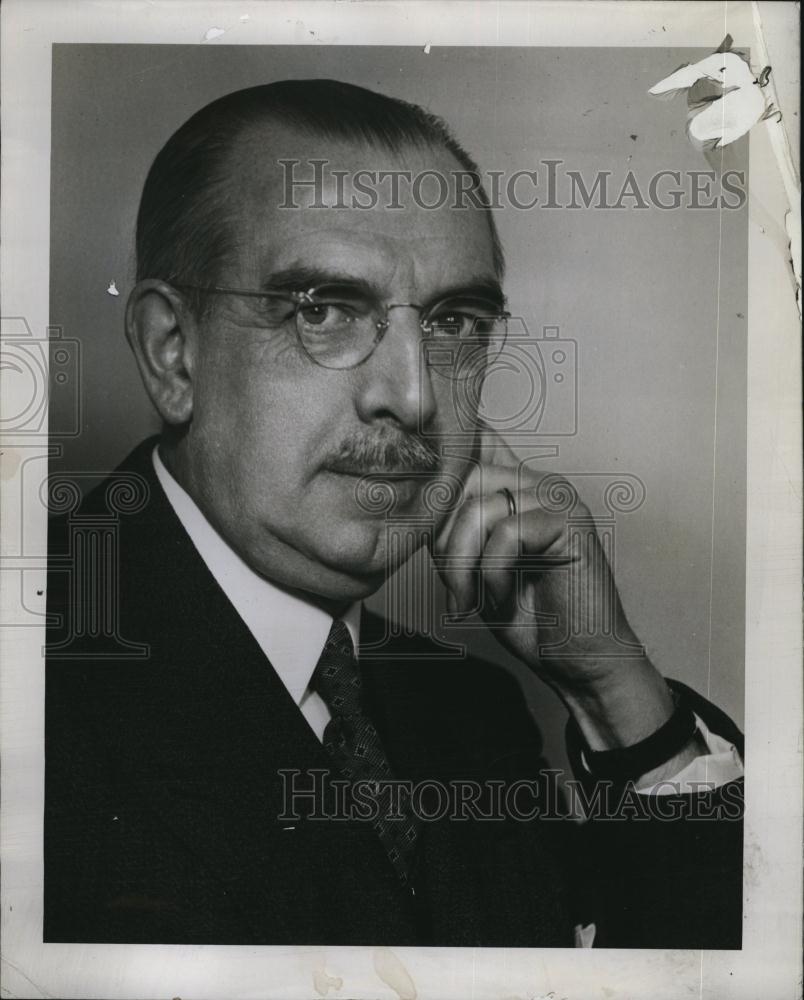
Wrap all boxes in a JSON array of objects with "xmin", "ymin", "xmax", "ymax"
[{"xmin": 434, "ymin": 426, "xmax": 686, "ymax": 758}]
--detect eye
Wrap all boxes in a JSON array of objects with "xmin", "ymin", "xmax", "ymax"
[
  {"xmin": 429, "ymin": 310, "xmax": 472, "ymax": 337},
  {"xmin": 297, "ymin": 301, "xmax": 358, "ymax": 331},
  {"xmin": 300, "ymin": 302, "xmax": 341, "ymax": 326},
  {"xmin": 426, "ymin": 298, "xmax": 505, "ymax": 339}
]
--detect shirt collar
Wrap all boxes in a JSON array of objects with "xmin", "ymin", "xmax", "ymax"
[{"xmin": 152, "ymin": 445, "xmax": 362, "ymax": 705}]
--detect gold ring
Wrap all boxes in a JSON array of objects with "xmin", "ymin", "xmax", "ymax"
[{"xmin": 498, "ymin": 487, "xmax": 517, "ymax": 517}]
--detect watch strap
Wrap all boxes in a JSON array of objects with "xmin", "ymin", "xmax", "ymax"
[{"xmin": 566, "ymin": 688, "xmax": 698, "ymax": 783}]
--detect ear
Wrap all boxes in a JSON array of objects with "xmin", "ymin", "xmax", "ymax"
[{"xmin": 125, "ymin": 280, "xmax": 197, "ymax": 425}]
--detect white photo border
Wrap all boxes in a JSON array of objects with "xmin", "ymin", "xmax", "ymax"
[{"xmin": 1, "ymin": 2, "xmax": 801, "ymax": 998}]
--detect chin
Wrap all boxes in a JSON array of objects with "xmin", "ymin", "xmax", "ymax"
[
  {"xmin": 242, "ymin": 498, "xmax": 430, "ymax": 604},
  {"xmin": 315, "ymin": 517, "xmax": 394, "ymax": 578},
  {"xmin": 311, "ymin": 514, "xmax": 430, "ymax": 599},
  {"xmin": 233, "ymin": 516, "xmax": 389, "ymax": 605}
]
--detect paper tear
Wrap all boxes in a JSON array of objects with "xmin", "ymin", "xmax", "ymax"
[
  {"xmin": 784, "ymin": 208, "xmax": 802, "ymax": 315},
  {"xmin": 313, "ymin": 966, "xmax": 343, "ymax": 997},
  {"xmin": 106, "ymin": 281, "xmax": 119, "ymax": 296},
  {"xmin": 752, "ymin": 0, "xmax": 802, "ymax": 316},
  {"xmin": 648, "ymin": 39, "xmax": 777, "ymax": 150},
  {"xmin": 203, "ymin": 26, "xmax": 226, "ymax": 42},
  {"xmin": 373, "ymin": 947, "xmax": 416, "ymax": 1000},
  {"xmin": 423, "ymin": 43, "xmax": 431, "ymax": 54}
]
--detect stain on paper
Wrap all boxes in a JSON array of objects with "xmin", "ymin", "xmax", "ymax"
[
  {"xmin": 313, "ymin": 965, "xmax": 343, "ymax": 997},
  {"xmin": 373, "ymin": 947, "xmax": 416, "ymax": 1000},
  {"xmin": 0, "ymin": 448, "xmax": 21, "ymax": 480}
]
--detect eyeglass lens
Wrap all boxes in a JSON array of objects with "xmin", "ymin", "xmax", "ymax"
[{"xmin": 295, "ymin": 284, "xmax": 508, "ymax": 370}]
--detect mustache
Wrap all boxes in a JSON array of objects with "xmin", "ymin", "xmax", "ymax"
[{"xmin": 325, "ymin": 431, "xmax": 441, "ymax": 475}]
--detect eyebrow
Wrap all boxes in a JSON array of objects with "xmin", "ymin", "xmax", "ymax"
[{"xmin": 262, "ymin": 265, "xmax": 505, "ymax": 306}]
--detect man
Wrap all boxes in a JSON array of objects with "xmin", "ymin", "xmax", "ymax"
[{"xmin": 45, "ymin": 79, "xmax": 744, "ymax": 947}]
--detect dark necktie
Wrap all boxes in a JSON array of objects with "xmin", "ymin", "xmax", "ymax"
[{"xmin": 311, "ymin": 620, "xmax": 421, "ymax": 884}]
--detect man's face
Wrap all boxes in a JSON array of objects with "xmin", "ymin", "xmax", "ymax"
[{"xmin": 177, "ymin": 126, "xmax": 500, "ymax": 603}]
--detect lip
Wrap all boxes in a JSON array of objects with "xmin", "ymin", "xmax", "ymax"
[{"xmin": 323, "ymin": 468, "xmax": 427, "ymax": 508}]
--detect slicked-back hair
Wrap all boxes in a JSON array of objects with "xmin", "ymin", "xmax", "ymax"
[{"xmin": 135, "ymin": 79, "xmax": 505, "ymax": 314}]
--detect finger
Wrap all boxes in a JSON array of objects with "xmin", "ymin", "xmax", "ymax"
[
  {"xmin": 438, "ymin": 480, "xmax": 569, "ymax": 614},
  {"xmin": 480, "ymin": 506, "xmax": 569, "ymax": 612},
  {"xmin": 436, "ymin": 490, "xmax": 513, "ymax": 614},
  {"xmin": 435, "ymin": 463, "xmax": 541, "ymax": 553},
  {"xmin": 476, "ymin": 421, "xmax": 520, "ymax": 468},
  {"xmin": 460, "ymin": 462, "xmax": 544, "ymax": 502}
]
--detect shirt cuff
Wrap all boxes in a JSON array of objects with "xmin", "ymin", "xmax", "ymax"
[{"xmin": 635, "ymin": 711, "xmax": 744, "ymax": 795}]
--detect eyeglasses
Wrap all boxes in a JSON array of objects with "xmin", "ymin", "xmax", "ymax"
[{"xmin": 175, "ymin": 281, "xmax": 510, "ymax": 370}]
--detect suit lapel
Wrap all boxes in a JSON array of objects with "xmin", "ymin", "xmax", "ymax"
[{"xmin": 95, "ymin": 440, "xmax": 420, "ymax": 941}]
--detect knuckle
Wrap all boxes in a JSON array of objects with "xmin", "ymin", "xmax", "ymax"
[
  {"xmin": 498, "ymin": 516, "xmax": 521, "ymax": 546},
  {"xmin": 459, "ymin": 496, "xmax": 484, "ymax": 521}
]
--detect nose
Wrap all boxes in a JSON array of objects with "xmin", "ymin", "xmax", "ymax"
[{"xmin": 354, "ymin": 307, "xmax": 438, "ymax": 432}]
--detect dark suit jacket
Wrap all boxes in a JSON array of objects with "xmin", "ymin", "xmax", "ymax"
[{"xmin": 44, "ymin": 439, "xmax": 744, "ymax": 947}]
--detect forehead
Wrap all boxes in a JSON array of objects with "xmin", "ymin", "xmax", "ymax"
[{"xmin": 225, "ymin": 124, "xmax": 498, "ymax": 296}]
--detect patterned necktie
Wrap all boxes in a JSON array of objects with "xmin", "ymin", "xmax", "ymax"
[{"xmin": 311, "ymin": 620, "xmax": 421, "ymax": 884}]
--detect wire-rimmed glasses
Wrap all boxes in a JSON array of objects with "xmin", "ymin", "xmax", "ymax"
[{"xmin": 174, "ymin": 281, "xmax": 510, "ymax": 370}]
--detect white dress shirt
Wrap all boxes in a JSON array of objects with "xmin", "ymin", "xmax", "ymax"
[
  {"xmin": 152, "ymin": 447, "xmax": 743, "ymax": 790},
  {"xmin": 152, "ymin": 446, "xmax": 359, "ymax": 742}
]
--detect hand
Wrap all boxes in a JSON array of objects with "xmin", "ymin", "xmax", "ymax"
[{"xmin": 434, "ymin": 426, "xmax": 682, "ymax": 753}]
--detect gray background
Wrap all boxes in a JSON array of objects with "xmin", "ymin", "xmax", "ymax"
[{"xmin": 50, "ymin": 44, "xmax": 747, "ymax": 772}]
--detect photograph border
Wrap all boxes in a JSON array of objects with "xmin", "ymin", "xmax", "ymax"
[{"xmin": 1, "ymin": 2, "xmax": 801, "ymax": 998}]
